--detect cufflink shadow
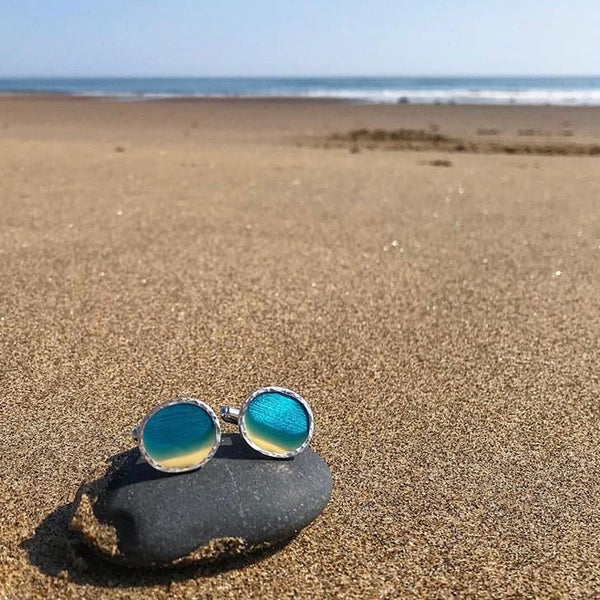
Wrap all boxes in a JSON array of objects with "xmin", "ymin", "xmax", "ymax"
[
  {"xmin": 104, "ymin": 433, "xmax": 283, "ymax": 488},
  {"xmin": 21, "ymin": 433, "xmax": 297, "ymax": 587}
]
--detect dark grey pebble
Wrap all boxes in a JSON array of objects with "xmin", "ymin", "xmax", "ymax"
[{"xmin": 73, "ymin": 433, "xmax": 332, "ymax": 567}]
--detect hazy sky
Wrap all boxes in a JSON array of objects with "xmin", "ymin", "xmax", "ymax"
[{"xmin": 1, "ymin": 0, "xmax": 599, "ymax": 77}]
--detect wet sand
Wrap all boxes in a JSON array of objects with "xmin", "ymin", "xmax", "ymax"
[{"xmin": 1, "ymin": 97, "xmax": 600, "ymax": 599}]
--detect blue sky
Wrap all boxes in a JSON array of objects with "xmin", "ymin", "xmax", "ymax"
[{"xmin": 1, "ymin": 0, "xmax": 599, "ymax": 77}]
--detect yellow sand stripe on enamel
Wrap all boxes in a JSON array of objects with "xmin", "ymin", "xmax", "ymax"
[
  {"xmin": 246, "ymin": 433, "xmax": 294, "ymax": 454},
  {"xmin": 155, "ymin": 445, "xmax": 213, "ymax": 468}
]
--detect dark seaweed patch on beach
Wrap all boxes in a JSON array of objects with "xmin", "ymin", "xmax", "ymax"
[
  {"xmin": 315, "ymin": 128, "xmax": 600, "ymax": 157},
  {"xmin": 332, "ymin": 128, "xmax": 452, "ymax": 144},
  {"xmin": 517, "ymin": 128, "xmax": 542, "ymax": 136},
  {"xmin": 427, "ymin": 159, "xmax": 453, "ymax": 167}
]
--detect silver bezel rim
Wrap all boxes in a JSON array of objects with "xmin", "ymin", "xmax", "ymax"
[
  {"xmin": 238, "ymin": 386, "xmax": 314, "ymax": 458},
  {"xmin": 136, "ymin": 397, "xmax": 221, "ymax": 473}
]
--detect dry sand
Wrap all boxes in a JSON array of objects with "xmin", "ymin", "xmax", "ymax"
[{"xmin": 1, "ymin": 97, "xmax": 600, "ymax": 599}]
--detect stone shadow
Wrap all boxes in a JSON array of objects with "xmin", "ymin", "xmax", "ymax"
[{"xmin": 21, "ymin": 434, "xmax": 298, "ymax": 587}]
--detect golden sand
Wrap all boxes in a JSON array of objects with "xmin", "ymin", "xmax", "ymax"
[{"xmin": 1, "ymin": 97, "xmax": 600, "ymax": 599}]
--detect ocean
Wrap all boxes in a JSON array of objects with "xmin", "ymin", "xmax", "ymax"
[{"xmin": 1, "ymin": 76, "xmax": 600, "ymax": 105}]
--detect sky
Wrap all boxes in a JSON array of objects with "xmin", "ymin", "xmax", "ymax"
[{"xmin": 1, "ymin": 0, "xmax": 599, "ymax": 77}]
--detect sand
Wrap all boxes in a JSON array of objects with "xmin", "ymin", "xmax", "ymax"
[{"xmin": 1, "ymin": 96, "xmax": 599, "ymax": 599}]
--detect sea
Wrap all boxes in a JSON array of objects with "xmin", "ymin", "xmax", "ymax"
[{"xmin": 1, "ymin": 76, "xmax": 600, "ymax": 105}]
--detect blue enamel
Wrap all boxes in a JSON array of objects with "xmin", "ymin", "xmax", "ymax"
[
  {"xmin": 142, "ymin": 402, "xmax": 216, "ymax": 469},
  {"xmin": 243, "ymin": 391, "xmax": 310, "ymax": 454}
]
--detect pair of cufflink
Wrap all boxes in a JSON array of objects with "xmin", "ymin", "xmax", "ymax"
[{"xmin": 132, "ymin": 386, "xmax": 314, "ymax": 473}]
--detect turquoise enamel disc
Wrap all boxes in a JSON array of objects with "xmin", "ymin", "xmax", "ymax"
[
  {"xmin": 240, "ymin": 387, "xmax": 313, "ymax": 457},
  {"xmin": 140, "ymin": 399, "xmax": 220, "ymax": 472}
]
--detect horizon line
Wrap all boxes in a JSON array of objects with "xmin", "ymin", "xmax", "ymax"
[{"xmin": 2, "ymin": 73, "xmax": 600, "ymax": 80}]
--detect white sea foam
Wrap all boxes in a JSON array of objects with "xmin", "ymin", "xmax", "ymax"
[
  {"xmin": 191, "ymin": 88, "xmax": 600, "ymax": 105},
  {"xmin": 295, "ymin": 87, "xmax": 600, "ymax": 105},
  {"xmin": 77, "ymin": 91, "xmax": 179, "ymax": 101}
]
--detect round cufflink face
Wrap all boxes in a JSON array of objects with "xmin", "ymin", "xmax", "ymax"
[
  {"xmin": 138, "ymin": 398, "xmax": 221, "ymax": 473},
  {"xmin": 238, "ymin": 387, "xmax": 314, "ymax": 458}
]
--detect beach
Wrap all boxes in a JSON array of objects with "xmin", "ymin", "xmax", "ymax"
[{"xmin": 1, "ymin": 96, "xmax": 600, "ymax": 598}]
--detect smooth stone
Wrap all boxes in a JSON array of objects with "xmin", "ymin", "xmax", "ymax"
[{"xmin": 70, "ymin": 433, "xmax": 332, "ymax": 567}]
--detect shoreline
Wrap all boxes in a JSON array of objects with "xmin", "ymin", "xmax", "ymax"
[
  {"xmin": 2, "ymin": 74, "xmax": 600, "ymax": 106},
  {"xmin": 4, "ymin": 90, "xmax": 600, "ymax": 107}
]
